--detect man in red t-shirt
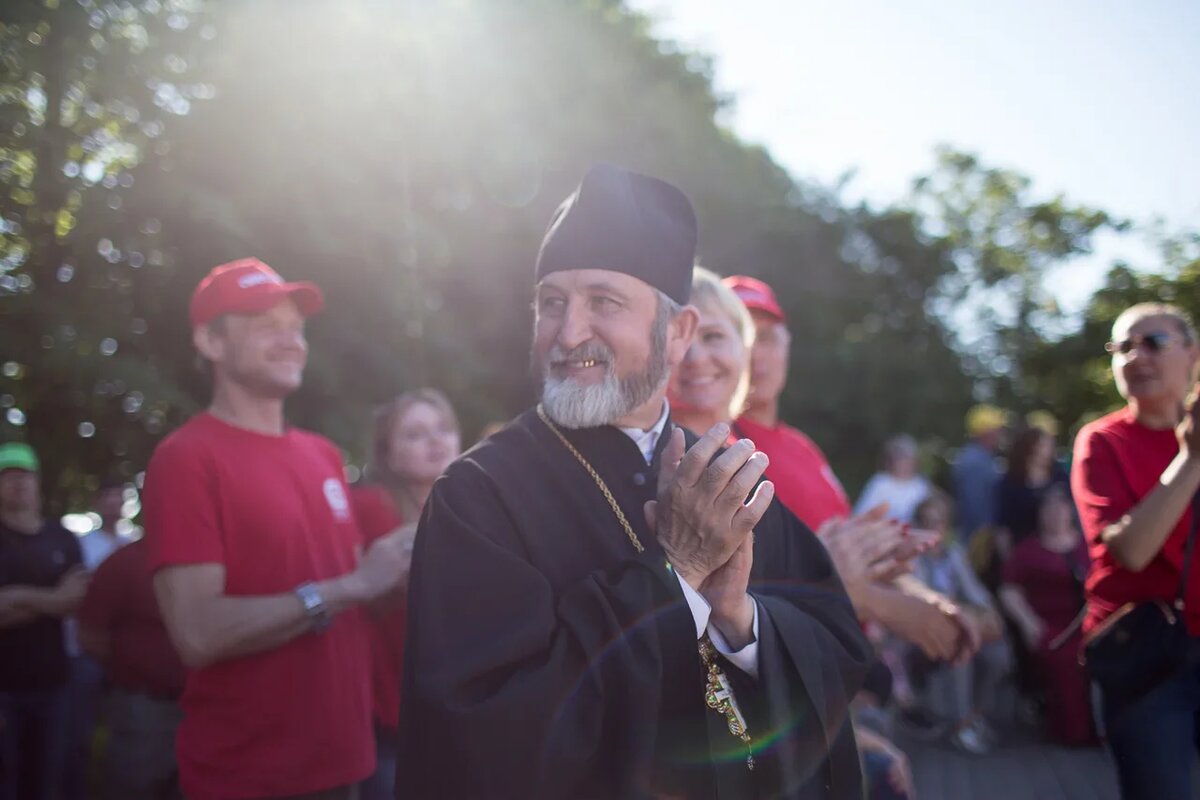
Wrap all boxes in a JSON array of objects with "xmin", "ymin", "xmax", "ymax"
[
  {"xmin": 144, "ymin": 259, "xmax": 410, "ymax": 800},
  {"xmin": 720, "ymin": 279, "xmax": 851, "ymax": 529},
  {"xmin": 724, "ymin": 276, "xmax": 980, "ymax": 665},
  {"xmin": 727, "ymin": 276, "xmax": 1001, "ymax": 762}
]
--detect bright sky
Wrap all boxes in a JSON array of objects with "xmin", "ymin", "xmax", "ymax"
[{"xmin": 628, "ymin": 0, "xmax": 1200, "ymax": 314}]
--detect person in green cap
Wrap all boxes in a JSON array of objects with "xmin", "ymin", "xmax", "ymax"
[{"xmin": 0, "ymin": 442, "xmax": 88, "ymax": 800}]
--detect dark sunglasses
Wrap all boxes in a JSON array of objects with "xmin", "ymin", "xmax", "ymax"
[{"xmin": 1104, "ymin": 331, "xmax": 1183, "ymax": 356}]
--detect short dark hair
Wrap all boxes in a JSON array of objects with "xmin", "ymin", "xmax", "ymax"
[
  {"xmin": 914, "ymin": 487, "xmax": 953, "ymax": 528},
  {"xmin": 1006, "ymin": 426, "xmax": 1053, "ymax": 485}
]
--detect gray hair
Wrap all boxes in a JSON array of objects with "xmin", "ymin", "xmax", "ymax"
[{"xmin": 655, "ymin": 288, "xmax": 683, "ymax": 333}]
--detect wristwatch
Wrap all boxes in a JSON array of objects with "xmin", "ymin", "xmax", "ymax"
[{"xmin": 295, "ymin": 582, "xmax": 332, "ymax": 633}]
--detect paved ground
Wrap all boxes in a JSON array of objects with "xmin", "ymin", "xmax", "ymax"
[
  {"xmin": 898, "ymin": 721, "xmax": 1200, "ymax": 800},
  {"xmin": 897, "ymin": 729, "xmax": 1121, "ymax": 800}
]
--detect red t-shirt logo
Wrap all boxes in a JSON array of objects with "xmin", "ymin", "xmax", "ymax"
[{"xmin": 323, "ymin": 478, "xmax": 351, "ymax": 522}]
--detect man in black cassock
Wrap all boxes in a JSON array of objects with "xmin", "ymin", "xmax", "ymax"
[{"xmin": 397, "ymin": 163, "xmax": 873, "ymax": 799}]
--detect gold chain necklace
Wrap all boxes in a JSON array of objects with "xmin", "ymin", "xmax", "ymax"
[{"xmin": 536, "ymin": 405, "xmax": 755, "ymax": 771}]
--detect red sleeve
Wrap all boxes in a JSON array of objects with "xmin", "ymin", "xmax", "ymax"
[
  {"xmin": 795, "ymin": 430, "xmax": 851, "ymax": 513},
  {"xmin": 77, "ymin": 545, "xmax": 128, "ymax": 633},
  {"xmin": 320, "ymin": 438, "xmax": 347, "ymax": 478},
  {"xmin": 1070, "ymin": 425, "xmax": 1135, "ymax": 547},
  {"xmin": 143, "ymin": 435, "xmax": 226, "ymax": 571},
  {"xmin": 350, "ymin": 486, "xmax": 403, "ymax": 544}
]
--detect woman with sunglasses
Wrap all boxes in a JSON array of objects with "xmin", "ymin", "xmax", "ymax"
[{"xmin": 1072, "ymin": 302, "xmax": 1200, "ymax": 800}]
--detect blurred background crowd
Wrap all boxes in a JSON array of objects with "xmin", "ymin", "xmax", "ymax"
[{"xmin": 1, "ymin": 1, "xmax": 1197, "ymax": 799}]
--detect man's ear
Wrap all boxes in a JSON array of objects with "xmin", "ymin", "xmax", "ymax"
[
  {"xmin": 666, "ymin": 305, "xmax": 699, "ymax": 366},
  {"xmin": 778, "ymin": 321, "xmax": 793, "ymax": 360},
  {"xmin": 193, "ymin": 322, "xmax": 224, "ymax": 364}
]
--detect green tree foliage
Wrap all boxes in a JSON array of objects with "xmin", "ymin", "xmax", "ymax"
[
  {"xmin": 160, "ymin": 0, "xmax": 818, "ymax": 446},
  {"xmin": 2, "ymin": 0, "xmax": 991, "ymax": 509},
  {"xmin": 752, "ymin": 195, "xmax": 975, "ymax": 489},
  {"xmin": 1023, "ymin": 231, "xmax": 1200, "ymax": 441},
  {"xmin": 0, "ymin": 0, "xmax": 214, "ymax": 512},
  {"xmin": 150, "ymin": 0, "xmax": 984, "ymax": 494},
  {"xmin": 912, "ymin": 146, "xmax": 1125, "ymax": 410}
]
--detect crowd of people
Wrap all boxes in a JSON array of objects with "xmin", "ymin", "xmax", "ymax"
[{"xmin": 0, "ymin": 163, "xmax": 1197, "ymax": 800}]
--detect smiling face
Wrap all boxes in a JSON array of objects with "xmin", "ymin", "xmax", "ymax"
[
  {"xmin": 195, "ymin": 298, "xmax": 308, "ymax": 399},
  {"xmin": 1111, "ymin": 312, "xmax": 1199, "ymax": 408},
  {"xmin": 668, "ymin": 299, "xmax": 749, "ymax": 423},
  {"xmin": 386, "ymin": 400, "xmax": 461, "ymax": 486},
  {"xmin": 532, "ymin": 269, "xmax": 695, "ymax": 428}
]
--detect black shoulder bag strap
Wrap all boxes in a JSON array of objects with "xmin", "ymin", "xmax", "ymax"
[
  {"xmin": 1030, "ymin": 494, "xmax": 1198, "ymax": 654},
  {"xmin": 1174, "ymin": 492, "xmax": 1200, "ymax": 614}
]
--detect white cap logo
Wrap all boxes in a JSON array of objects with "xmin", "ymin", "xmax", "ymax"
[{"xmin": 237, "ymin": 272, "xmax": 283, "ymax": 289}]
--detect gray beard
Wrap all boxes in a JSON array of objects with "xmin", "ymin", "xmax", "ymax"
[{"xmin": 539, "ymin": 340, "xmax": 669, "ymax": 429}]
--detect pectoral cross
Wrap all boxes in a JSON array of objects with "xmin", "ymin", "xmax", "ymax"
[
  {"xmin": 705, "ymin": 671, "xmax": 748, "ymax": 735},
  {"xmin": 700, "ymin": 636, "xmax": 754, "ymax": 770}
]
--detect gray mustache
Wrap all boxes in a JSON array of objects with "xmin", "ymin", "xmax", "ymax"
[{"xmin": 547, "ymin": 341, "xmax": 615, "ymax": 367}]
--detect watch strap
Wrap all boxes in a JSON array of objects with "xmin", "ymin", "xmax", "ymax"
[{"xmin": 295, "ymin": 581, "xmax": 332, "ymax": 633}]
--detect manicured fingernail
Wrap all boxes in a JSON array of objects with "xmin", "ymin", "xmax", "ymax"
[{"xmin": 715, "ymin": 423, "xmax": 729, "ymax": 436}]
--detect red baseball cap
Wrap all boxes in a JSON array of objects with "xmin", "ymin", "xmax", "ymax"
[
  {"xmin": 189, "ymin": 258, "xmax": 324, "ymax": 327},
  {"xmin": 723, "ymin": 275, "xmax": 785, "ymax": 323}
]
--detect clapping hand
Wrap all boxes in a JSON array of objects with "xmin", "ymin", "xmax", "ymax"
[{"xmin": 645, "ymin": 424, "xmax": 774, "ymax": 647}]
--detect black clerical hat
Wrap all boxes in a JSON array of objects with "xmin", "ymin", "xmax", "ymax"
[{"xmin": 535, "ymin": 163, "xmax": 697, "ymax": 304}]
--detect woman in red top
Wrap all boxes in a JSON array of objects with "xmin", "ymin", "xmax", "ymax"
[
  {"xmin": 1071, "ymin": 302, "xmax": 1200, "ymax": 800},
  {"xmin": 999, "ymin": 484, "xmax": 1096, "ymax": 746},
  {"xmin": 669, "ymin": 268, "xmax": 924, "ymax": 800},
  {"xmin": 352, "ymin": 388, "xmax": 461, "ymax": 800}
]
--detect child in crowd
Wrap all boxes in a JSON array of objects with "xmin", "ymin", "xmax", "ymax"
[{"xmin": 906, "ymin": 491, "xmax": 1012, "ymax": 754}]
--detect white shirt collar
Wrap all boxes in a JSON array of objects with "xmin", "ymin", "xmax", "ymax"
[{"xmin": 617, "ymin": 401, "xmax": 671, "ymax": 465}]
